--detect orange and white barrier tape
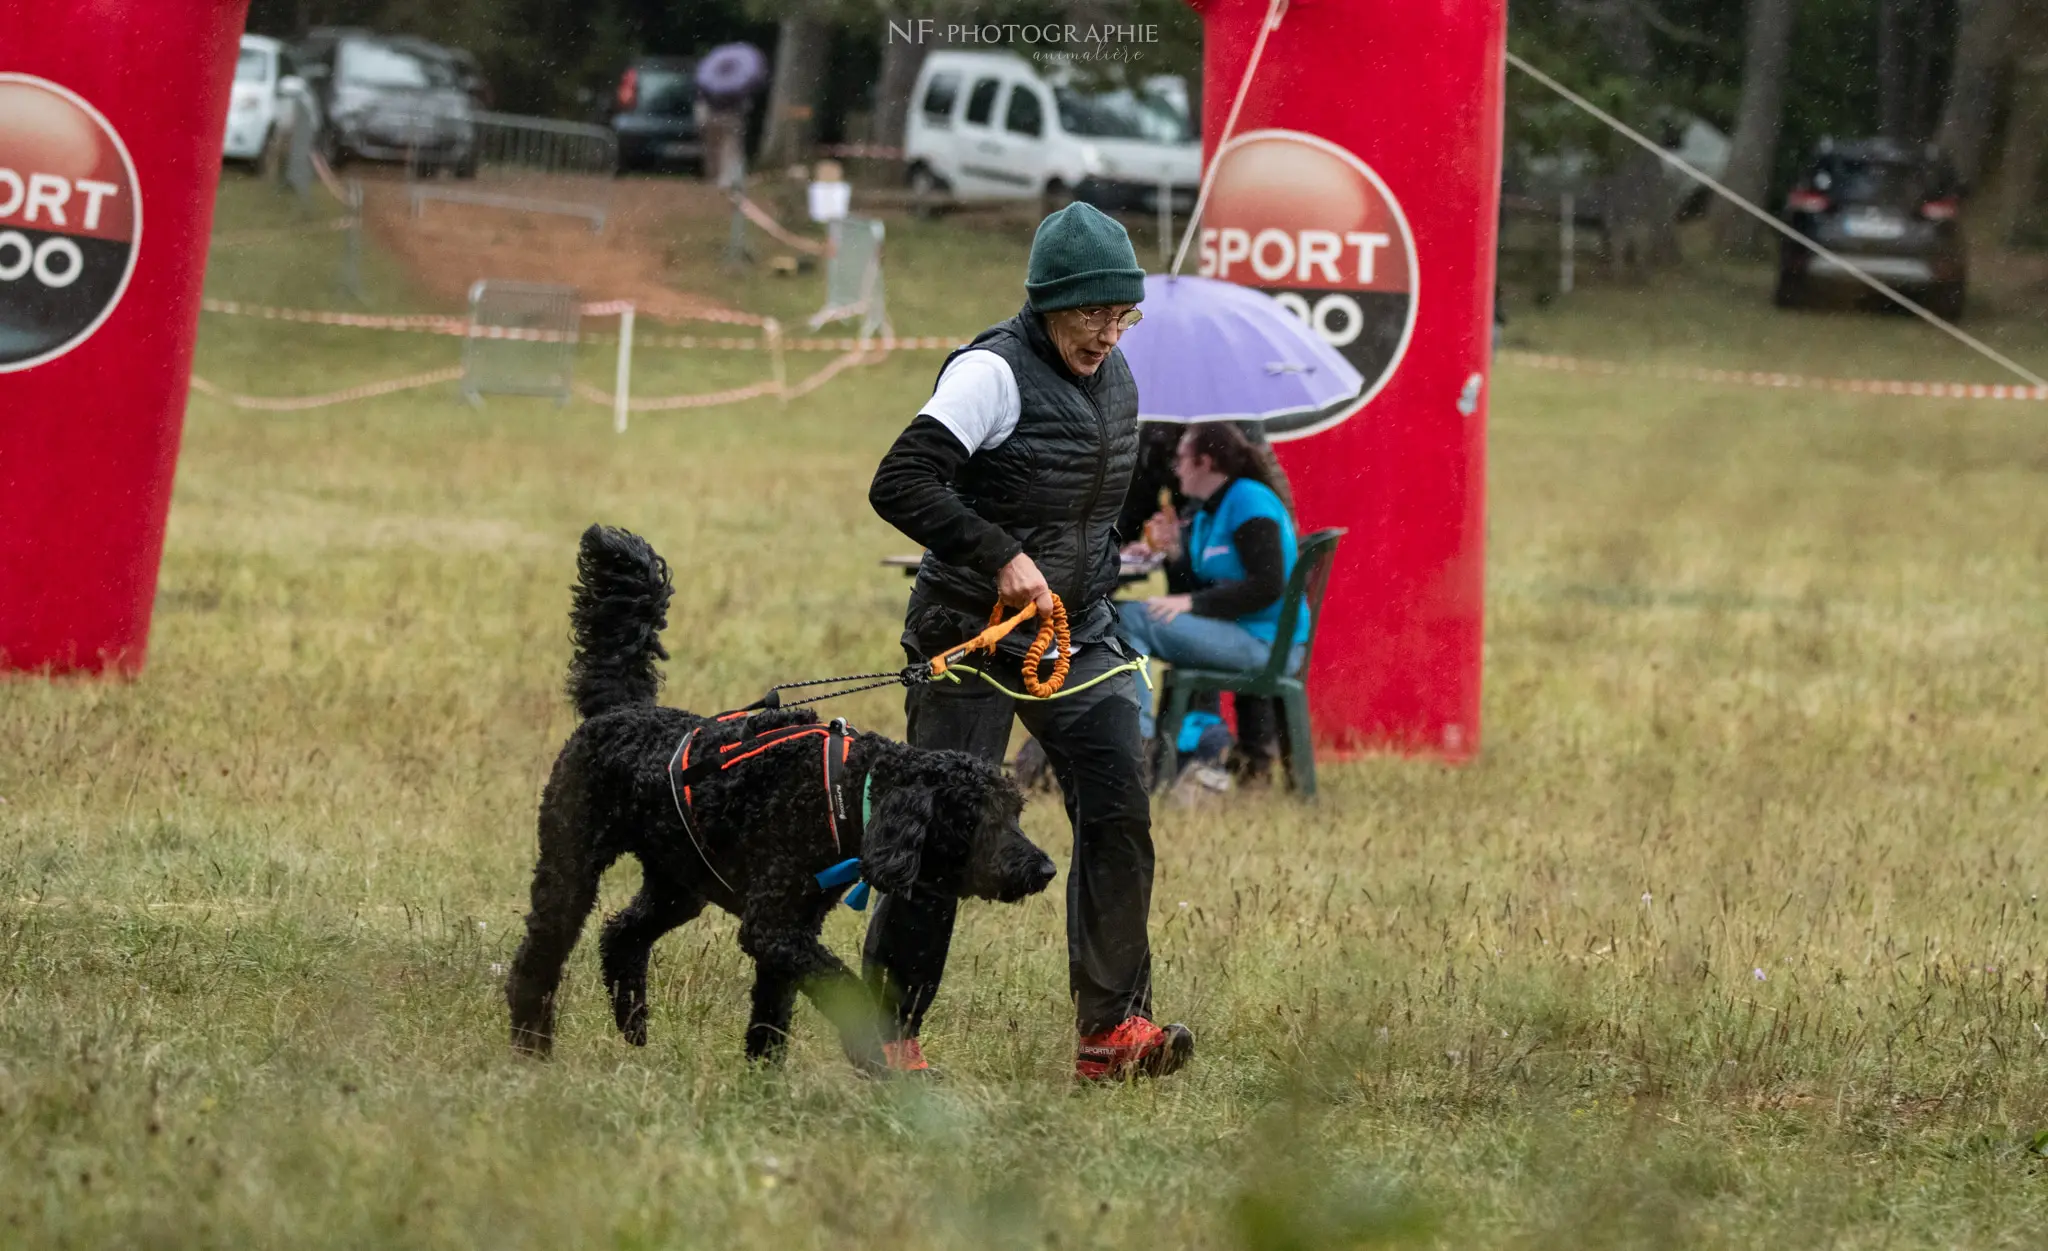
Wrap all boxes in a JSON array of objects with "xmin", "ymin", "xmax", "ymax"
[
  {"xmin": 734, "ymin": 195, "xmax": 830, "ymax": 256},
  {"xmin": 572, "ymin": 378, "xmax": 782, "ymax": 412},
  {"xmin": 633, "ymin": 297, "xmax": 769, "ymax": 328},
  {"xmin": 1499, "ymin": 351, "xmax": 2048, "ymax": 402},
  {"xmin": 199, "ymin": 298, "xmax": 772, "ymax": 338},
  {"xmin": 198, "ymin": 297, "xmax": 962, "ymax": 351},
  {"xmin": 203, "ymin": 298, "xmax": 2039, "ymax": 402},
  {"xmin": 786, "ymin": 348, "xmax": 881, "ymax": 397},
  {"xmin": 187, "ymin": 367, "xmax": 464, "ymax": 411},
  {"xmin": 575, "ymin": 347, "xmax": 880, "ymax": 413},
  {"xmin": 200, "ymin": 298, "xmax": 466, "ymax": 334},
  {"xmin": 630, "ymin": 331, "xmax": 963, "ymax": 352},
  {"xmin": 188, "ymin": 349, "xmax": 882, "ymax": 416},
  {"xmin": 308, "ymin": 150, "xmax": 352, "ymax": 204}
]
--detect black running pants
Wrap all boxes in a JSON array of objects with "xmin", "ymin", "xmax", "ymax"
[{"xmin": 862, "ymin": 607, "xmax": 1154, "ymax": 1038}]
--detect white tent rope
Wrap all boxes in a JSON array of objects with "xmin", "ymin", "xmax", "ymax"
[
  {"xmin": 1506, "ymin": 51, "xmax": 2046, "ymax": 389},
  {"xmin": 1169, "ymin": 0, "xmax": 1289, "ymax": 278}
]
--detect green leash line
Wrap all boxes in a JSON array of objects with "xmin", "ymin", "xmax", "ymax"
[{"xmin": 935, "ymin": 654, "xmax": 1152, "ymax": 702}]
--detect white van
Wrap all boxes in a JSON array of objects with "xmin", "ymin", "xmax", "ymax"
[
  {"xmin": 904, "ymin": 51, "xmax": 1201, "ymax": 213},
  {"xmin": 223, "ymin": 35, "xmax": 317, "ymax": 164}
]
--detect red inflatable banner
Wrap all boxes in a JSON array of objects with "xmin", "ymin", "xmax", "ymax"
[
  {"xmin": 1189, "ymin": 0, "xmax": 1506, "ymax": 759},
  {"xmin": 0, "ymin": 0, "xmax": 250, "ymax": 675}
]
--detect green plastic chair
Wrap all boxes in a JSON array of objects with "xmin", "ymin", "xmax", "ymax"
[{"xmin": 1153, "ymin": 527, "xmax": 1346, "ymax": 798}]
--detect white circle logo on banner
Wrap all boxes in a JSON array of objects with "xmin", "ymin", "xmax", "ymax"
[
  {"xmin": 0, "ymin": 73, "xmax": 143, "ymax": 374},
  {"xmin": 1196, "ymin": 129, "xmax": 1419, "ymax": 440}
]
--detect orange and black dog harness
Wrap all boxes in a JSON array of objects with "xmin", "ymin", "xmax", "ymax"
[
  {"xmin": 655, "ymin": 599, "xmax": 1073, "ymax": 910},
  {"xmin": 665, "ymin": 715, "xmax": 867, "ymax": 907}
]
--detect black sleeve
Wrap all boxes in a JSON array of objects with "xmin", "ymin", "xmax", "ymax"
[
  {"xmin": 1189, "ymin": 517, "xmax": 1287, "ymax": 620},
  {"xmin": 868, "ymin": 415, "xmax": 1023, "ymax": 577}
]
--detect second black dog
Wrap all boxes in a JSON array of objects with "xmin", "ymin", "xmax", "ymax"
[{"xmin": 505, "ymin": 525, "xmax": 1058, "ymax": 1071}]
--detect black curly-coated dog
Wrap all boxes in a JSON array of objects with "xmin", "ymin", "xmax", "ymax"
[{"xmin": 505, "ymin": 525, "xmax": 1057, "ymax": 1071}]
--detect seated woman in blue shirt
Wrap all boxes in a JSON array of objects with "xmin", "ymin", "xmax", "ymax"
[{"xmin": 1118, "ymin": 422, "xmax": 1308, "ymax": 741}]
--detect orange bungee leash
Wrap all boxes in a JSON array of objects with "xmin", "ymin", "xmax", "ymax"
[
  {"xmin": 734, "ymin": 592, "xmax": 1151, "ymax": 713},
  {"xmin": 928, "ymin": 595, "xmax": 1071, "ymax": 698}
]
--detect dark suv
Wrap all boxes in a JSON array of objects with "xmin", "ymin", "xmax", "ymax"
[
  {"xmin": 298, "ymin": 31, "xmax": 477, "ymax": 176},
  {"xmin": 1775, "ymin": 139, "xmax": 1966, "ymax": 318},
  {"xmin": 609, "ymin": 58, "xmax": 701, "ymax": 173}
]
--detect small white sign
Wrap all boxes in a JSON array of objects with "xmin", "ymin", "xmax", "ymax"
[{"xmin": 807, "ymin": 180, "xmax": 851, "ymax": 223}]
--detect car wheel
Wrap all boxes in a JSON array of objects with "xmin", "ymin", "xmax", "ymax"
[
  {"xmin": 908, "ymin": 164, "xmax": 946, "ymax": 220},
  {"xmin": 454, "ymin": 153, "xmax": 478, "ymax": 180},
  {"xmin": 1926, "ymin": 282, "xmax": 1965, "ymax": 322},
  {"xmin": 1043, "ymin": 178, "xmax": 1075, "ymax": 211}
]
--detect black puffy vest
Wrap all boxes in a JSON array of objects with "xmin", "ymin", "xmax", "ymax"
[{"xmin": 914, "ymin": 305, "xmax": 1139, "ymax": 620}]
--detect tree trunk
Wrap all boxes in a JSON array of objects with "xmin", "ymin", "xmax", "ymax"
[
  {"xmin": 1878, "ymin": 0, "xmax": 1913, "ymax": 139},
  {"xmin": 872, "ymin": 27, "xmax": 929, "ymax": 152},
  {"xmin": 1709, "ymin": 0, "xmax": 1801, "ymax": 255},
  {"xmin": 1935, "ymin": 0, "xmax": 2021, "ymax": 187},
  {"xmin": 1991, "ymin": 57, "xmax": 2048, "ymax": 244},
  {"xmin": 1584, "ymin": 0, "xmax": 1676, "ymax": 276},
  {"xmin": 759, "ymin": 16, "xmax": 830, "ymax": 170},
  {"xmin": 1911, "ymin": 0, "xmax": 1937, "ymax": 137}
]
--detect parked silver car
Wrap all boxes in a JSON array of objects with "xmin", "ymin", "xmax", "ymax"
[{"xmin": 298, "ymin": 32, "xmax": 476, "ymax": 176}]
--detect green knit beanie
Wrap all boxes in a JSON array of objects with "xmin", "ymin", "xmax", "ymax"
[{"xmin": 1025, "ymin": 203, "xmax": 1146, "ymax": 312}]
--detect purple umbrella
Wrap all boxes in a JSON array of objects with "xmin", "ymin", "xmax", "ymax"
[
  {"xmin": 1120, "ymin": 274, "xmax": 1363, "ymax": 425},
  {"xmin": 697, "ymin": 43, "xmax": 768, "ymax": 105}
]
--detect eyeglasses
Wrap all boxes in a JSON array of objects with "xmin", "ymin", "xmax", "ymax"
[{"xmin": 1073, "ymin": 306, "xmax": 1143, "ymax": 333}]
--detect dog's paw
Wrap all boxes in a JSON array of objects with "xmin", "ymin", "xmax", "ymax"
[
  {"xmin": 744, "ymin": 1024, "xmax": 792, "ymax": 1065},
  {"xmin": 619, "ymin": 1011, "xmax": 649, "ymax": 1048},
  {"xmin": 509, "ymin": 1027, "xmax": 555, "ymax": 1059}
]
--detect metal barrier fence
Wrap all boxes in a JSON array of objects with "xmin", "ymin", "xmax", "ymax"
[
  {"xmin": 280, "ymin": 94, "xmax": 319, "ymax": 201},
  {"xmin": 461, "ymin": 281, "xmax": 581, "ymax": 405},
  {"xmin": 408, "ymin": 111, "xmax": 618, "ymax": 232},
  {"xmin": 809, "ymin": 217, "xmax": 889, "ymax": 345}
]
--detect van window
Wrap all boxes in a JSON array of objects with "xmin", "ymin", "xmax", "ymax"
[
  {"xmin": 1004, "ymin": 85, "xmax": 1043, "ymax": 138},
  {"xmin": 964, "ymin": 77, "xmax": 1001, "ymax": 127},
  {"xmin": 921, "ymin": 72, "xmax": 960, "ymax": 123},
  {"xmin": 1055, "ymin": 86, "xmax": 1193, "ymax": 143},
  {"xmin": 236, "ymin": 47, "xmax": 272, "ymax": 85}
]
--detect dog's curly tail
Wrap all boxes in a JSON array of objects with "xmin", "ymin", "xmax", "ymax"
[{"xmin": 566, "ymin": 524, "xmax": 674, "ymax": 719}]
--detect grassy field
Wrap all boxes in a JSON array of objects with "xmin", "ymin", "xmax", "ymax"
[{"xmin": 2, "ymin": 173, "xmax": 2046, "ymax": 1248}]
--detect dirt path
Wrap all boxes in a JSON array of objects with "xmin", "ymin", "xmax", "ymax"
[{"xmin": 359, "ymin": 174, "xmax": 756, "ymax": 321}]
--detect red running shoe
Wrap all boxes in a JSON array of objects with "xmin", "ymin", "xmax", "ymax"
[
  {"xmin": 1075, "ymin": 1016, "xmax": 1195, "ymax": 1081},
  {"xmin": 880, "ymin": 1038, "xmax": 937, "ymax": 1077}
]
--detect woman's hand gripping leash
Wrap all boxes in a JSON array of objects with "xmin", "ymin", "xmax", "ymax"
[{"xmin": 929, "ymin": 595, "xmax": 1072, "ymax": 699}]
